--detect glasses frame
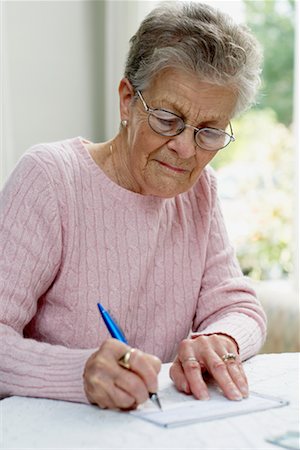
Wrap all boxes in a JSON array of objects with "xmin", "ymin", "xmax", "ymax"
[{"xmin": 136, "ymin": 90, "xmax": 235, "ymax": 152}]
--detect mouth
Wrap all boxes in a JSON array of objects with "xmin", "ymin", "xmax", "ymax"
[{"xmin": 156, "ymin": 160, "xmax": 190, "ymax": 173}]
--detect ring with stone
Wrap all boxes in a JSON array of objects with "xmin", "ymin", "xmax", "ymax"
[{"xmin": 221, "ymin": 352, "xmax": 237, "ymax": 362}]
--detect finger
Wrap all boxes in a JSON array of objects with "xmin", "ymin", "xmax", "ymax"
[
  {"xmin": 205, "ymin": 351, "xmax": 244, "ymax": 401},
  {"xmin": 181, "ymin": 358, "xmax": 209, "ymax": 400},
  {"xmin": 83, "ymin": 341, "xmax": 134, "ymax": 409},
  {"xmin": 108, "ymin": 345, "xmax": 157, "ymax": 406},
  {"xmin": 169, "ymin": 357, "xmax": 192, "ymax": 394},
  {"xmin": 85, "ymin": 384, "xmax": 115, "ymax": 409},
  {"xmin": 110, "ymin": 383, "xmax": 138, "ymax": 410},
  {"xmin": 115, "ymin": 368, "xmax": 150, "ymax": 405},
  {"xmin": 84, "ymin": 340, "xmax": 161, "ymax": 409},
  {"xmin": 225, "ymin": 358, "xmax": 249, "ymax": 398},
  {"xmin": 127, "ymin": 349, "xmax": 161, "ymax": 394},
  {"xmin": 177, "ymin": 340, "xmax": 209, "ymax": 400},
  {"xmin": 191, "ymin": 335, "xmax": 246, "ymax": 400},
  {"xmin": 84, "ymin": 373, "xmax": 117, "ymax": 410},
  {"xmin": 85, "ymin": 371, "xmax": 139, "ymax": 410}
]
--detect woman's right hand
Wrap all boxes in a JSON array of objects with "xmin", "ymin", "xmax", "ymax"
[{"xmin": 83, "ymin": 339, "xmax": 161, "ymax": 410}]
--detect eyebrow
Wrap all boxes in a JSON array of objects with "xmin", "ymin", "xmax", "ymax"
[
  {"xmin": 153, "ymin": 96, "xmax": 227, "ymax": 128},
  {"xmin": 154, "ymin": 97, "xmax": 184, "ymax": 116}
]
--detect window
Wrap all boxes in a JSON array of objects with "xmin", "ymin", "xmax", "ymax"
[{"xmin": 205, "ymin": 1, "xmax": 297, "ymax": 286}]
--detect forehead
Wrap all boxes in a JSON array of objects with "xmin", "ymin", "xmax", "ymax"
[{"xmin": 145, "ymin": 68, "xmax": 237, "ymax": 124}]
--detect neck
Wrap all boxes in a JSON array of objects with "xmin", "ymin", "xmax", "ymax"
[{"xmin": 109, "ymin": 138, "xmax": 140, "ymax": 193}]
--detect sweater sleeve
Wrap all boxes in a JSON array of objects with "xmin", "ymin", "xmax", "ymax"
[
  {"xmin": 0, "ymin": 153, "xmax": 93, "ymax": 403},
  {"xmin": 192, "ymin": 169, "xmax": 267, "ymax": 361}
]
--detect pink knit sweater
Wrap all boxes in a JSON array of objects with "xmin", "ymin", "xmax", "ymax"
[{"xmin": 0, "ymin": 137, "xmax": 266, "ymax": 403}]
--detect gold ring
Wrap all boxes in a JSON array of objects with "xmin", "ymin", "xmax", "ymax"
[
  {"xmin": 221, "ymin": 353, "xmax": 237, "ymax": 362},
  {"xmin": 182, "ymin": 356, "xmax": 198, "ymax": 364},
  {"xmin": 118, "ymin": 348, "xmax": 135, "ymax": 370}
]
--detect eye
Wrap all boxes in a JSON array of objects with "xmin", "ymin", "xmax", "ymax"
[
  {"xmin": 199, "ymin": 128, "xmax": 225, "ymax": 142},
  {"xmin": 196, "ymin": 127, "xmax": 229, "ymax": 150},
  {"xmin": 200, "ymin": 128, "xmax": 219, "ymax": 139},
  {"xmin": 149, "ymin": 110, "xmax": 183, "ymax": 135}
]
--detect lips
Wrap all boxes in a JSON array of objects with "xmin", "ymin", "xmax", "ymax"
[{"xmin": 156, "ymin": 160, "xmax": 190, "ymax": 173}]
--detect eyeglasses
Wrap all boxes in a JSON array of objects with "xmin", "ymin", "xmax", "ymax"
[{"xmin": 137, "ymin": 90, "xmax": 235, "ymax": 152}]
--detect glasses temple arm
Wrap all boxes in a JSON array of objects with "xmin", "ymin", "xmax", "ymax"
[{"xmin": 136, "ymin": 90, "xmax": 149, "ymax": 112}]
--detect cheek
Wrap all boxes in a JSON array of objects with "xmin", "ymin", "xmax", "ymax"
[
  {"xmin": 196, "ymin": 151, "xmax": 218, "ymax": 169},
  {"xmin": 130, "ymin": 116, "xmax": 148, "ymax": 146},
  {"xmin": 199, "ymin": 150, "xmax": 218, "ymax": 165},
  {"xmin": 132, "ymin": 127, "xmax": 166, "ymax": 162},
  {"xmin": 189, "ymin": 151, "xmax": 217, "ymax": 184}
]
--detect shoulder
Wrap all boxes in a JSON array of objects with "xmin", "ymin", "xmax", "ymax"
[
  {"xmin": 7, "ymin": 137, "xmax": 89, "ymax": 192},
  {"xmin": 25, "ymin": 136, "xmax": 85, "ymax": 175},
  {"xmin": 1, "ymin": 137, "xmax": 86, "ymax": 209}
]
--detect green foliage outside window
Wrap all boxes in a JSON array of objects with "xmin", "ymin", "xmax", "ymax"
[
  {"xmin": 244, "ymin": 0, "xmax": 295, "ymax": 126},
  {"xmin": 212, "ymin": 109, "xmax": 293, "ymax": 280},
  {"xmin": 211, "ymin": 0, "xmax": 295, "ymax": 280}
]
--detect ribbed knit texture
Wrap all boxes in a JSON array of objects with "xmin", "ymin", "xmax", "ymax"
[{"xmin": 0, "ymin": 137, "xmax": 266, "ymax": 404}]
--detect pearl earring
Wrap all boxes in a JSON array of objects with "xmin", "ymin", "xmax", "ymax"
[{"xmin": 121, "ymin": 119, "xmax": 128, "ymax": 127}]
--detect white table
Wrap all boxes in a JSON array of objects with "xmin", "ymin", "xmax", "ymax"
[{"xmin": 1, "ymin": 353, "xmax": 299, "ymax": 449}]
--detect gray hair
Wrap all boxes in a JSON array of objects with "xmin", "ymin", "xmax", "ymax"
[{"xmin": 124, "ymin": 1, "xmax": 263, "ymax": 116}]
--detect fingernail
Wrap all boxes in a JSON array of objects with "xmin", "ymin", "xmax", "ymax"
[
  {"xmin": 201, "ymin": 392, "xmax": 210, "ymax": 400},
  {"xmin": 182, "ymin": 382, "xmax": 188, "ymax": 393},
  {"xmin": 241, "ymin": 386, "xmax": 249, "ymax": 397},
  {"xmin": 231, "ymin": 389, "xmax": 243, "ymax": 400},
  {"xmin": 231, "ymin": 390, "xmax": 243, "ymax": 400}
]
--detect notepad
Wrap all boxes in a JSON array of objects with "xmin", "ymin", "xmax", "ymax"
[{"xmin": 130, "ymin": 384, "xmax": 288, "ymax": 428}]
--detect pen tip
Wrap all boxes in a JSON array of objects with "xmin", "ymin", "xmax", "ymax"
[{"xmin": 149, "ymin": 393, "xmax": 162, "ymax": 410}]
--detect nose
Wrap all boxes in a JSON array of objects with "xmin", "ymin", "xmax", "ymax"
[{"xmin": 166, "ymin": 128, "xmax": 196, "ymax": 159}]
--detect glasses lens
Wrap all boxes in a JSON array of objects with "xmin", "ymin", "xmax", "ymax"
[
  {"xmin": 149, "ymin": 110, "xmax": 184, "ymax": 136},
  {"xmin": 195, "ymin": 128, "xmax": 231, "ymax": 151}
]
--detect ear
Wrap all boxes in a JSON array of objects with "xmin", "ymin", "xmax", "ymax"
[{"xmin": 119, "ymin": 78, "xmax": 135, "ymax": 121}]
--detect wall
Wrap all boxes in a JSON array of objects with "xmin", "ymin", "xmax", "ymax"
[{"xmin": 1, "ymin": 0, "xmax": 105, "ymax": 187}]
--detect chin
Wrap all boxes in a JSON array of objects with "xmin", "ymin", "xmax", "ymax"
[{"xmin": 145, "ymin": 184, "xmax": 190, "ymax": 198}]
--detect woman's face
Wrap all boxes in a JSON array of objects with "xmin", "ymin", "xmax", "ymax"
[{"xmin": 119, "ymin": 68, "xmax": 237, "ymax": 198}]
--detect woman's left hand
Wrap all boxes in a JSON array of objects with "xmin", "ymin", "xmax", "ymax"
[{"xmin": 169, "ymin": 334, "xmax": 248, "ymax": 401}]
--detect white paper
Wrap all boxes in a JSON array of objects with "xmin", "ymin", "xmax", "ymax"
[{"xmin": 130, "ymin": 384, "xmax": 289, "ymax": 428}]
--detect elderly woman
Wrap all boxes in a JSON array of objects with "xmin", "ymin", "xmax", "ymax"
[{"xmin": 0, "ymin": 2, "xmax": 266, "ymax": 410}]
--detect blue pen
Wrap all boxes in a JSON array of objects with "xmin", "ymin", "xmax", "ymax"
[{"xmin": 97, "ymin": 302, "xmax": 162, "ymax": 410}]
